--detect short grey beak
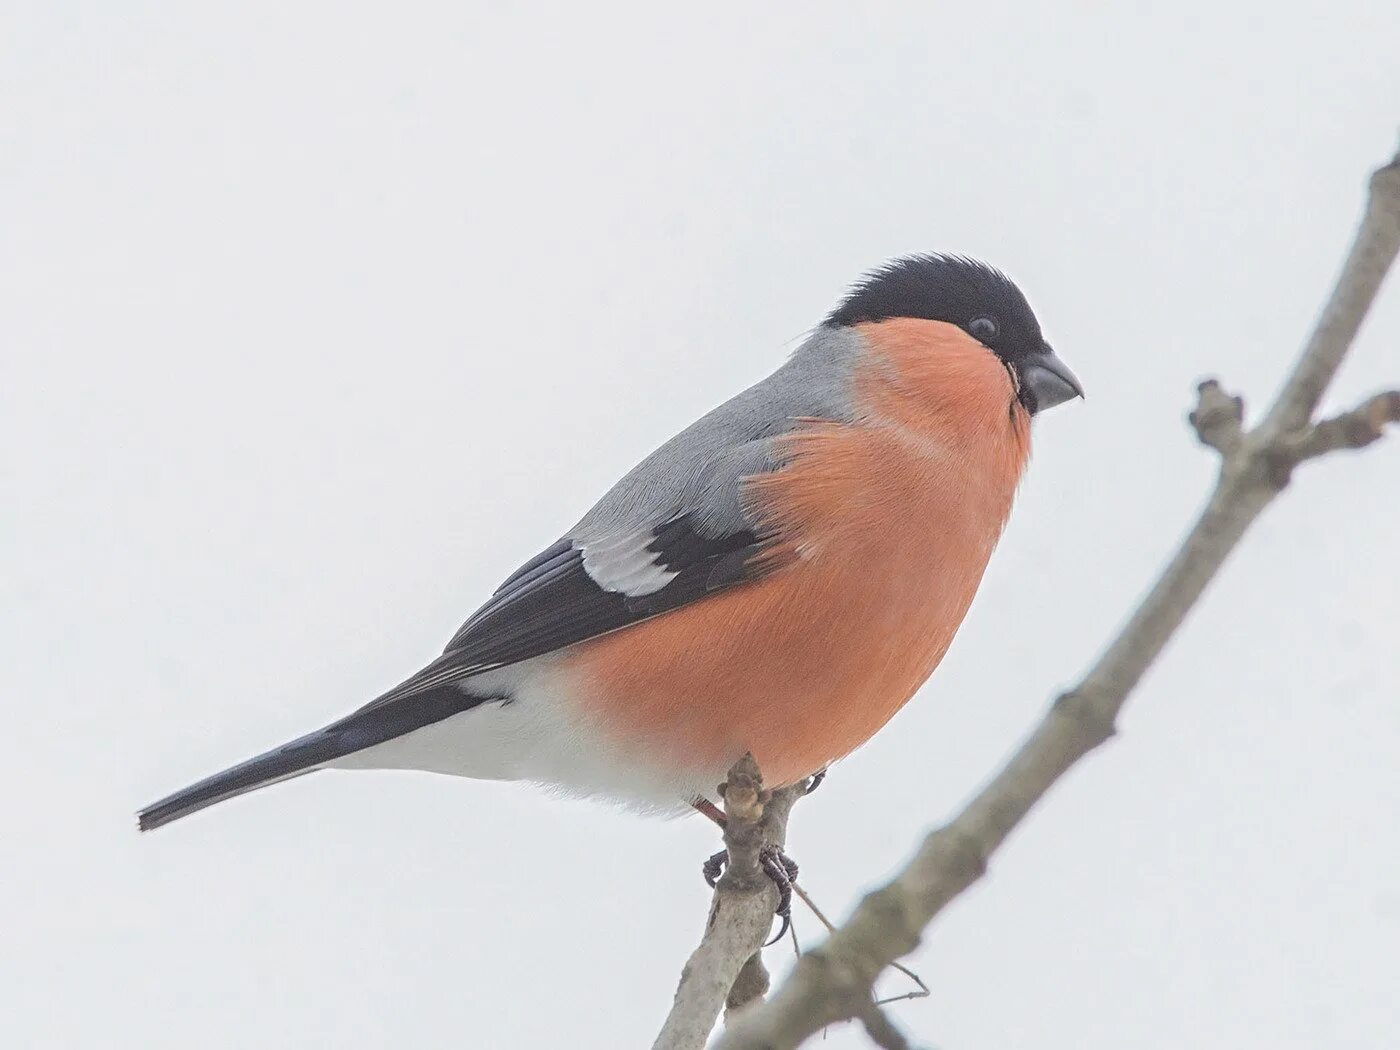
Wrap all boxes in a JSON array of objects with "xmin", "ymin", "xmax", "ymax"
[{"xmin": 1021, "ymin": 350, "xmax": 1084, "ymax": 414}]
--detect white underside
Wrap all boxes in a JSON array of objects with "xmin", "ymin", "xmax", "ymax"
[{"xmin": 329, "ymin": 657, "xmax": 724, "ymax": 816}]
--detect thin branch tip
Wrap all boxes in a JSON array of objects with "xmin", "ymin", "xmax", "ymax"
[
  {"xmin": 858, "ymin": 1002, "xmax": 914, "ymax": 1050},
  {"xmin": 1273, "ymin": 389, "xmax": 1400, "ymax": 465},
  {"xmin": 1189, "ymin": 378, "xmax": 1245, "ymax": 455},
  {"xmin": 725, "ymin": 953, "xmax": 771, "ymax": 1019},
  {"xmin": 1370, "ymin": 148, "xmax": 1400, "ymax": 222}
]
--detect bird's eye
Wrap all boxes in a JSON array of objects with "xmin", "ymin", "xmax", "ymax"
[{"xmin": 968, "ymin": 316, "xmax": 998, "ymax": 342}]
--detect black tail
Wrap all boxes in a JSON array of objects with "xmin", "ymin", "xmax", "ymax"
[
  {"xmin": 137, "ymin": 684, "xmax": 493, "ymax": 832},
  {"xmin": 137, "ymin": 728, "xmax": 349, "ymax": 832}
]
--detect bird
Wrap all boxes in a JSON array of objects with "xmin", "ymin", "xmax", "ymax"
[{"xmin": 139, "ymin": 253, "xmax": 1082, "ymax": 837}]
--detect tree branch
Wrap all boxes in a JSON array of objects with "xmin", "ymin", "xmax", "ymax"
[
  {"xmin": 1278, "ymin": 389, "xmax": 1400, "ymax": 462},
  {"xmin": 710, "ymin": 143, "xmax": 1400, "ymax": 1050},
  {"xmin": 855, "ymin": 1002, "xmax": 913, "ymax": 1050},
  {"xmin": 651, "ymin": 755, "xmax": 805, "ymax": 1050},
  {"xmin": 1262, "ymin": 154, "xmax": 1400, "ymax": 433}
]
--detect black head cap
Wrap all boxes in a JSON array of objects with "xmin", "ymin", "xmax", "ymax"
[
  {"xmin": 826, "ymin": 253, "xmax": 1043, "ymax": 359},
  {"xmin": 824, "ymin": 253, "xmax": 1082, "ymax": 414}
]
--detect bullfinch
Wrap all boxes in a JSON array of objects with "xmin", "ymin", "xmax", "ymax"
[{"xmin": 139, "ymin": 253, "xmax": 1082, "ymax": 833}]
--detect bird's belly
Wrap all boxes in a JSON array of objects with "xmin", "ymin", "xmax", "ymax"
[{"xmin": 560, "ymin": 528, "xmax": 995, "ymax": 790}]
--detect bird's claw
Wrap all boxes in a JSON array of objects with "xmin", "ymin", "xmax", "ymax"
[
  {"xmin": 702, "ymin": 849, "xmax": 727, "ymax": 888},
  {"xmin": 759, "ymin": 844, "xmax": 799, "ymax": 945},
  {"xmin": 702, "ymin": 845, "xmax": 799, "ymax": 945}
]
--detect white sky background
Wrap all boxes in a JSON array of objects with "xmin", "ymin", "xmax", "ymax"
[{"xmin": 5, "ymin": 3, "xmax": 1399, "ymax": 1048}]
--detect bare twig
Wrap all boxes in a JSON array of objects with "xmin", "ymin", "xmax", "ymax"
[
  {"xmin": 1278, "ymin": 389, "xmax": 1400, "ymax": 462},
  {"xmin": 857, "ymin": 1002, "xmax": 912, "ymax": 1050},
  {"xmin": 1262, "ymin": 155, "xmax": 1400, "ymax": 433},
  {"xmin": 726, "ymin": 954, "xmax": 771, "ymax": 1019},
  {"xmin": 790, "ymin": 883, "xmax": 930, "ymax": 1006},
  {"xmin": 651, "ymin": 755, "xmax": 804, "ymax": 1050},
  {"xmin": 1187, "ymin": 379, "xmax": 1244, "ymax": 455},
  {"xmin": 710, "ymin": 143, "xmax": 1400, "ymax": 1050}
]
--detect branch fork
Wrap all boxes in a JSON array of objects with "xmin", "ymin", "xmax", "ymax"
[{"xmin": 1191, "ymin": 377, "xmax": 1400, "ymax": 491}]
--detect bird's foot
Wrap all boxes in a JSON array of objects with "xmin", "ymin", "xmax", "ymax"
[
  {"xmin": 804, "ymin": 768, "xmax": 828, "ymax": 795},
  {"xmin": 702, "ymin": 844, "xmax": 800, "ymax": 946},
  {"xmin": 759, "ymin": 845, "xmax": 800, "ymax": 944},
  {"xmin": 702, "ymin": 848, "xmax": 727, "ymax": 887}
]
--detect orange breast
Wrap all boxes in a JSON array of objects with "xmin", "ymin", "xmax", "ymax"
[{"xmin": 565, "ymin": 321, "xmax": 1032, "ymax": 787}]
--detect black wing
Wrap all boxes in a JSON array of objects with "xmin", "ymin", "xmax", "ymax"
[{"xmin": 353, "ymin": 515, "xmax": 773, "ymax": 712}]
